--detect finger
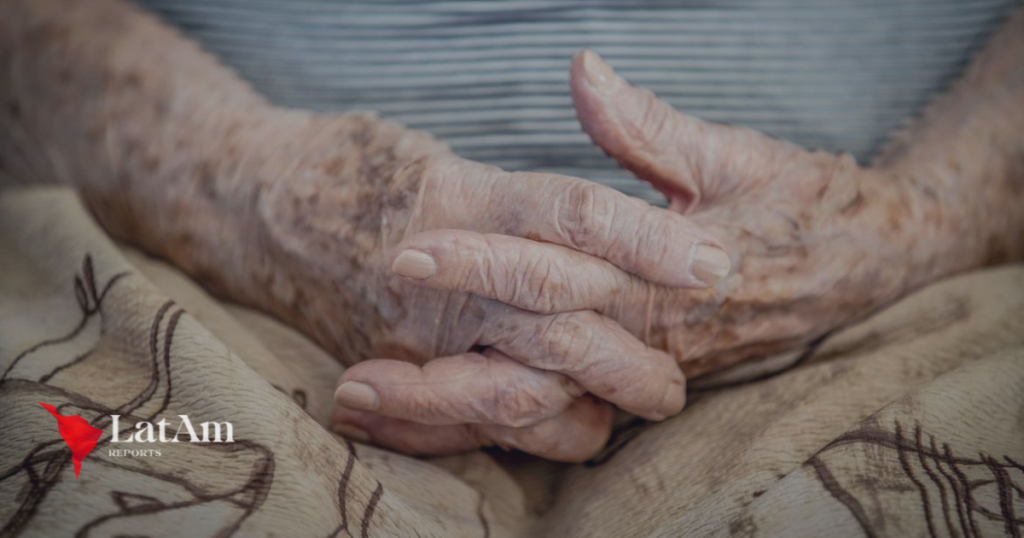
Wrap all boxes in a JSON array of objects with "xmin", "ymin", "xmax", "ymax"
[
  {"xmin": 334, "ymin": 348, "xmax": 582, "ymax": 427},
  {"xmin": 439, "ymin": 156, "xmax": 732, "ymax": 288},
  {"xmin": 569, "ymin": 49, "xmax": 806, "ymax": 212},
  {"xmin": 481, "ymin": 308, "xmax": 686, "ymax": 421},
  {"xmin": 333, "ymin": 395, "xmax": 614, "ymax": 462},
  {"xmin": 390, "ymin": 229, "xmax": 646, "ymax": 313},
  {"xmin": 492, "ymin": 168, "xmax": 731, "ymax": 288}
]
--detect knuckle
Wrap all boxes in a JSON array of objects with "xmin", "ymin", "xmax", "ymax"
[
  {"xmin": 542, "ymin": 313, "xmax": 597, "ymax": 372},
  {"xmin": 475, "ymin": 360, "xmax": 559, "ymax": 428},
  {"xmin": 476, "ymin": 238, "xmax": 509, "ymax": 297},
  {"xmin": 481, "ymin": 236, "xmax": 541, "ymax": 308},
  {"xmin": 634, "ymin": 210, "xmax": 675, "ymax": 266},
  {"xmin": 558, "ymin": 181, "xmax": 608, "ymax": 249},
  {"xmin": 448, "ymin": 233, "xmax": 512, "ymax": 301},
  {"xmin": 490, "ymin": 384, "xmax": 553, "ymax": 428},
  {"xmin": 519, "ymin": 255, "xmax": 566, "ymax": 314}
]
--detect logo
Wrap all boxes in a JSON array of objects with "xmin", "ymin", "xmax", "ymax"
[
  {"xmin": 39, "ymin": 402, "xmax": 235, "ymax": 479},
  {"xmin": 109, "ymin": 415, "xmax": 234, "ymax": 444},
  {"xmin": 38, "ymin": 402, "xmax": 103, "ymax": 479}
]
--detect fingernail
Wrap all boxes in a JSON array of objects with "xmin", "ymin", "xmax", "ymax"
[
  {"xmin": 332, "ymin": 423, "xmax": 372, "ymax": 443},
  {"xmin": 658, "ymin": 382, "xmax": 685, "ymax": 418},
  {"xmin": 334, "ymin": 381, "xmax": 379, "ymax": 411},
  {"xmin": 392, "ymin": 250, "xmax": 437, "ymax": 280},
  {"xmin": 580, "ymin": 49, "xmax": 619, "ymax": 95},
  {"xmin": 690, "ymin": 244, "xmax": 731, "ymax": 286}
]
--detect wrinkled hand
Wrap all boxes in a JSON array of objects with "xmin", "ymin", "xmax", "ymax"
[
  {"xmin": 334, "ymin": 51, "xmax": 934, "ymax": 458},
  {"xmin": 246, "ymin": 111, "xmax": 730, "ymax": 461},
  {"xmin": 566, "ymin": 50, "xmax": 922, "ymax": 375}
]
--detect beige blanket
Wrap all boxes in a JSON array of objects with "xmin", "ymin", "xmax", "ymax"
[{"xmin": 2, "ymin": 186, "xmax": 1023, "ymax": 537}]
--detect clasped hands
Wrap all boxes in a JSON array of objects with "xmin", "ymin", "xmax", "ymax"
[{"xmin": 251, "ymin": 51, "xmax": 906, "ymax": 461}]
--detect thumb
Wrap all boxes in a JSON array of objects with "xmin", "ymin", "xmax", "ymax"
[{"xmin": 570, "ymin": 50, "xmax": 803, "ymax": 213}]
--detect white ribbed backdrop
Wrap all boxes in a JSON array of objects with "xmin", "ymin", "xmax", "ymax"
[{"xmin": 137, "ymin": 0, "xmax": 1016, "ymax": 204}]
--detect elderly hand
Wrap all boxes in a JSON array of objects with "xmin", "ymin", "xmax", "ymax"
[
  {"xmin": 239, "ymin": 110, "xmax": 730, "ymax": 461},
  {"xmin": 7, "ymin": 0, "xmax": 1018, "ymax": 464},
  {"xmin": 333, "ymin": 51, "xmax": 965, "ymax": 458},
  {"xmin": 1, "ymin": 0, "xmax": 725, "ymax": 461}
]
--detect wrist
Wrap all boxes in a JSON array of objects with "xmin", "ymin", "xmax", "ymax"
[
  {"xmin": 211, "ymin": 111, "xmax": 451, "ymax": 362},
  {"xmin": 870, "ymin": 9, "xmax": 1024, "ymax": 281},
  {"xmin": 101, "ymin": 104, "xmax": 291, "ymax": 289},
  {"xmin": 873, "ymin": 152, "xmax": 1024, "ymax": 296}
]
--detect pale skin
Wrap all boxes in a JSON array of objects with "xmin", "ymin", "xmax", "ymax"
[{"xmin": 3, "ymin": 0, "xmax": 1022, "ymax": 462}]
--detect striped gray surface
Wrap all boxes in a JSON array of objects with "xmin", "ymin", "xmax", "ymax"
[{"xmin": 136, "ymin": 0, "xmax": 1016, "ymax": 204}]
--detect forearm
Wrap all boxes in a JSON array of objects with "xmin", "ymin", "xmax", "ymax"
[
  {"xmin": 1, "ymin": 0, "xmax": 273, "ymax": 197},
  {"xmin": 875, "ymin": 7, "xmax": 1024, "ymax": 286},
  {"xmin": 0, "ymin": 0, "xmax": 450, "ymax": 359},
  {"xmin": 0, "ymin": 0, "xmax": 286, "ymax": 268}
]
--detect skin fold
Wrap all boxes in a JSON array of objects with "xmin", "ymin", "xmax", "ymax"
[{"xmin": 2, "ymin": 0, "xmax": 1022, "ymax": 461}]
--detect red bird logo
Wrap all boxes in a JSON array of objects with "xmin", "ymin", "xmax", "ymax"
[{"xmin": 39, "ymin": 402, "xmax": 104, "ymax": 478}]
